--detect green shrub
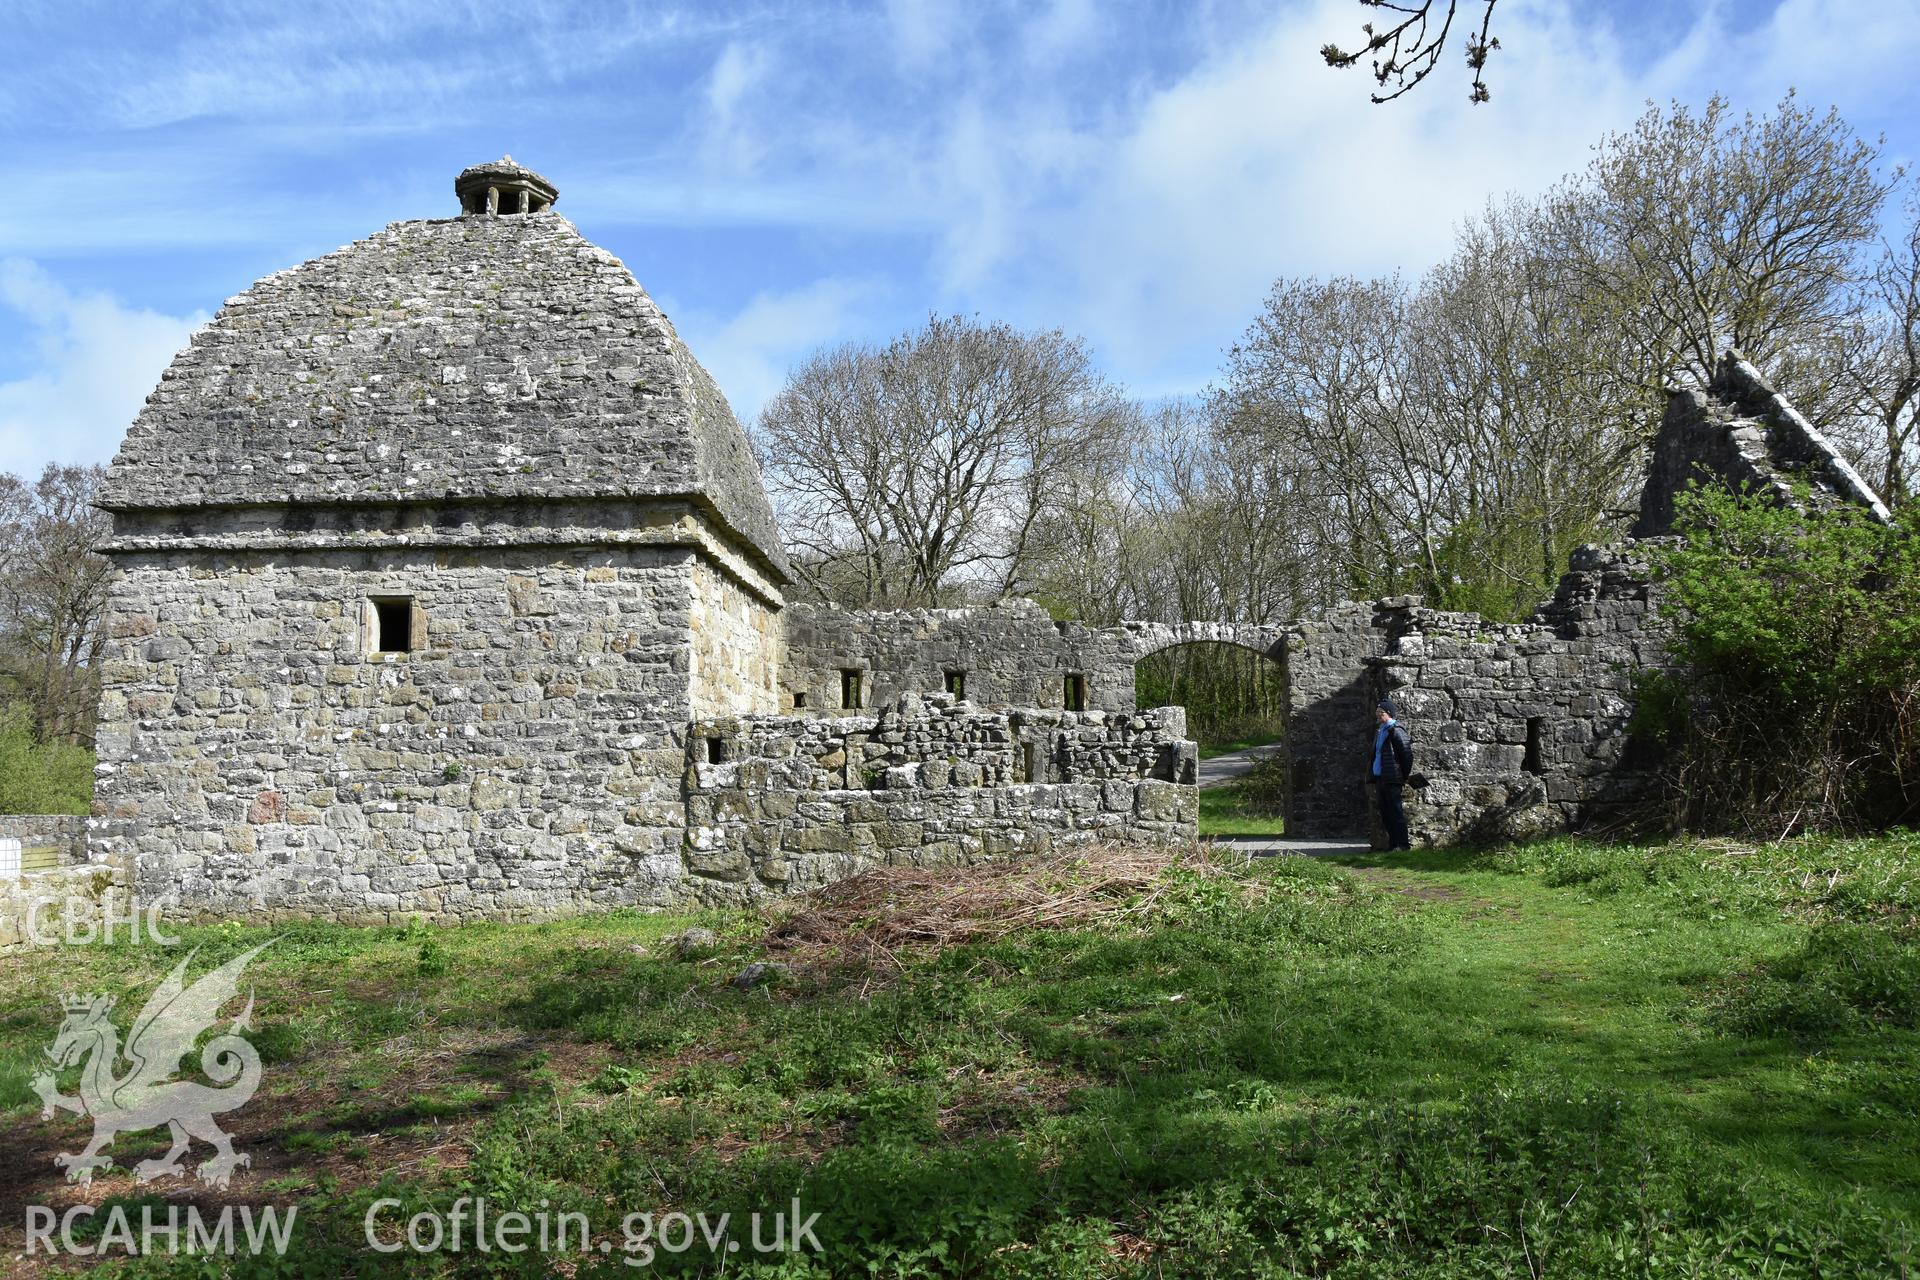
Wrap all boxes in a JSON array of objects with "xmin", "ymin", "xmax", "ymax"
[
  {"xmin": 0, "ymin": 704, "xmax": 92, "ymax": 814},
  {"xmin": 1641, "ymin": 486, "xmax": 1920, "ymax": 832}
]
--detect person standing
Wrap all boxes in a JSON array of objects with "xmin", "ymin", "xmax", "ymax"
[{"xmin": 1370, "ymin": 699, "xmax": 1414, "ymax": 851}]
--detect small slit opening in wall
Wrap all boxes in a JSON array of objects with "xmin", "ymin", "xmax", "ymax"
[
  {"xmin": 1522, "ymin": 717, "xmax": 1545, "ymax": 776},
  {"xmin": 840, "ymin": 669, "xmax": 863, "ymax": 710},
  {"xmin": 1064, "ymin": 673, "xmax": 1087, "ymax": 713},
  {"xmin": 944, "ymin": 670, "xmax": 966, "ymax": 699},
  {"xmin": 1022, "ymin": 740, "xmax": 1039, "ymax": 784},
  {"xmin": 706, "ymin": 737, "xmax": 727, "ymax": 765}
]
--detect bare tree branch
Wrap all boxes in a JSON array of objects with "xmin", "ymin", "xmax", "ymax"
[{"xmin": 1322, "ymin": 1, "xmax": 1500, "ymax": 104}]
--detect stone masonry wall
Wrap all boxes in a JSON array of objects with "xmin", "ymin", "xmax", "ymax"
[
  {"xmin": 1636, "ymin": 354, "xmax": 1892, "ymax": 537},
  {"xmin": 1372, "ymin": 544, "xmax": 1665, "ymax": 845},
  {"xmin": 0, "ymin": 817, "xmax": 122, "ymax": 954},
  {"xmin": 93, "ymin": 544, "xmax": 701, "ymax": 922},
  {"xmin": 783, "ymin": 600, "xmax": 1282, "ymax": 717},
  {"xmin": 1277, "ymin": 602, "xmax": 1392, "ymax": 838},
  {"xmin": 1281, "ymin": 546, "xmax": 1666, "ymax": 845},
  {"xmin": 683, "ymin": 695, "xmax": 1199, "ymax": 904},
  {"xmin": 0, "ymin": 815, "xmax": 89, "ymax": 865},
  {"xmin": 688, "ymin": 558, "xmax": 782, "ymax": 718}
]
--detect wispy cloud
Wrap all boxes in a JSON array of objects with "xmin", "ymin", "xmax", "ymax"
[
  {"xmin": 673, "ymin": 277, "xmax": 887, "ymax": 424},
  {"xmin": 0, "ymin": 261, "xmax": 207, "ymax": 479}
]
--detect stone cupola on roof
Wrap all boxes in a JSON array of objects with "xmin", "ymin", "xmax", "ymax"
[
  {"xmin": 101, "ymin": 158, "xmax": 789, "ymax": 583},
  {"xmin": 455, "ymin": 155, "xmax": 559, "ymax": 215}
]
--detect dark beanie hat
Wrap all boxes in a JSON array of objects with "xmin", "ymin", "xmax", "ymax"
[{"xmin": 1377, "ymin": 698, "xmax": 1398, "ymax": 717}]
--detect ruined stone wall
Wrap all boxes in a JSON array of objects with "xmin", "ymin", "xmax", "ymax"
[
  {"xmin": 688, "ymin": 559, "xmax": 782, "ymax": 718},
  {"xmin": 93, "ymin": 544, "xmax": 701, "ymax": 923},
  {"xmin": 0, "ymin": 817, "xmax": 122, "ymax": 954},
  {"xmin": 683, "ymin": 696, "xmax": 1198, "ymax": 903},
  {"xmin": 1281, "ymin": 547, "xmax": 1667, "ymax": 845},
  {"xmin": 0, "ymin": 815, "xmax": 88, "ymax": 865},
  {"xmin": 1636, "ymin": 354, "xmax": 1892, "ymax": 537},
  {"xmin": 782, "ymin": 601, "xmax": 1283, "ymax": 716},
  {"xmin": 1278, "ymin": 602, "xmax": 1392, "ymax": 838}
]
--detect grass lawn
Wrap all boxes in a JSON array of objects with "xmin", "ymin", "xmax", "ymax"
[
  {"xmin": 1197, "ymin": 780, "xmax": 1288, "ymax": 836},
  {"xmin": 2, "ymin": 834, "xmax": 1918, "ymax": 1276}
]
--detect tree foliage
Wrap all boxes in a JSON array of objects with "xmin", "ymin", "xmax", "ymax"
[
  {"xmin": 1639, "ymin": 486, "xmax": 1920, "ymax": 834},
  {"xmin": 1214, "ymin": 97, "xmax": 1910, "ymax": 619},
  {"xmin": 0, "ymin": 704, "xmax": 93, "ymax": 815},
  {"xmin": 0, "ymin": 463, "xmax": 112, "ymax": 747}
]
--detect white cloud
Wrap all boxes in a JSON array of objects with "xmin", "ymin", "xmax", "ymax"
[
  {"xmin": 928, "ymin": 0, "xmax": 1920, "ymax": 380},
  {"xmin": 0, "ymin": 261, "xmax": 206, "ymax": 475},
  {"xmin": 673, "ymin": 277, "xmax": 884, "ymax": 424},
  {"xmin": 884, "ymin": 0, "xmax": 962, "ymax": 70},
  {"xmin": 1024, "ymin": 0, "xmax": 1099, "ymax": 66},
  {"xmin": 700, "ymin": 40, "xmax": 776, "ymax": 173}
]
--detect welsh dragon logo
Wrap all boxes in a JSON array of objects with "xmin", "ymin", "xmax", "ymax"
[{"xmin": 31, "ymin": 943, "xmax": 271, "ymax": 1189}]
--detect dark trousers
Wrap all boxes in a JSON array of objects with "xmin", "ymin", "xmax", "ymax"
[{"xmin": 1374, "ymin": 779, "xmax": 1409, "ymax": 850}]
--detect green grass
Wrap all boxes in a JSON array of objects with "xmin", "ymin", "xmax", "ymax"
[
  {"xmin": 1197, "ymin": 779, "xmax": 1288, "ymax": 836},
  {"xmin": 4, "ymin": 834, "xmax": 1919, "ymax": 1276}
]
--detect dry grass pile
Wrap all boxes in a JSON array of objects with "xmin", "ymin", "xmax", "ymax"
[{"xmin": 763, "ymin": 840, "xmax": 1226, "ymax": 969}]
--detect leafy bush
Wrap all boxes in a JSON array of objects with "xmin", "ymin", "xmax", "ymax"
[
  {"xmin": 0, "ymin": 703, "xmax": 92, "ymax": 814},
  {"xmin": 1640, "ymin": 486, "xmax": 1920, "ymax": 833}
]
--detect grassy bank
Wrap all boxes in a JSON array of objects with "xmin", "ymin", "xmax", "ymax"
[{"xmin": 1, "ymin": 834, "xmax": 1917, "ymax": 1275}]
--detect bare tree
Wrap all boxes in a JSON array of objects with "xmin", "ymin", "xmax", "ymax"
[
  {"xmin": 1322, "ymin": 0, "xmax": 1499, "ymax": 104},
  {"xmin": 1846, "ymin": 192, "xmax": 1920, "ymax": 504},
  {"xmin": 0, "ymin": 464, "xmax": 114, "ymax": 746},
  {"xmin": 757, "ymin": 315, "xmax": 1129, "ymax": 608},
  {"xmin": 1544, "ymin": 96, "xmax": 1894, "ymax": 420}
]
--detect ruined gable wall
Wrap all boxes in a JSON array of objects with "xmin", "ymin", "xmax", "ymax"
[
  {"xmin": 1636, "ymin": 354, "xmax": 1892, "ymax": 537},
  {"xmin": 682, "ymin": 697, "xmax": 1198, "ymax": 903},
  {"xmin": 93, "ymin": 543, "xmax": 701, "ymax": 923}
]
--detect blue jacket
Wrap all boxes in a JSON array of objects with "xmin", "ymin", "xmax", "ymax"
[{"xmin": 1371, "ymin": 722, "xmax": 1413, "ymax": 783}]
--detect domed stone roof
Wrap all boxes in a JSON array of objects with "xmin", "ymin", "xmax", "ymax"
[{"xmin": 102, "ymin": 195, "xmax": 789, "ymax": 581}]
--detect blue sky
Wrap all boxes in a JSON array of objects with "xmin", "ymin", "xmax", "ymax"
[{"xmin": 3, "ymin": 0, "xmax": 1918, "ymax": 478}]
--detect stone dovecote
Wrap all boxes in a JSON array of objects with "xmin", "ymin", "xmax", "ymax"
[{"xmin": 87, "ymin": 160, "xmax": 1197, "ymax": 923}]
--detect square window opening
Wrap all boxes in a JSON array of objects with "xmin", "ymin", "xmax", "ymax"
[
  {"xmin": 371, "ymin": 597, "xmax": 414, "ymax": 654},
  {"xmin": 706, "ymin": 737, "xmax": 728, "ymax": 765},
  {"xmin": 792, "ymin": 690, "xmax": 808, "ymax": 710}
]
